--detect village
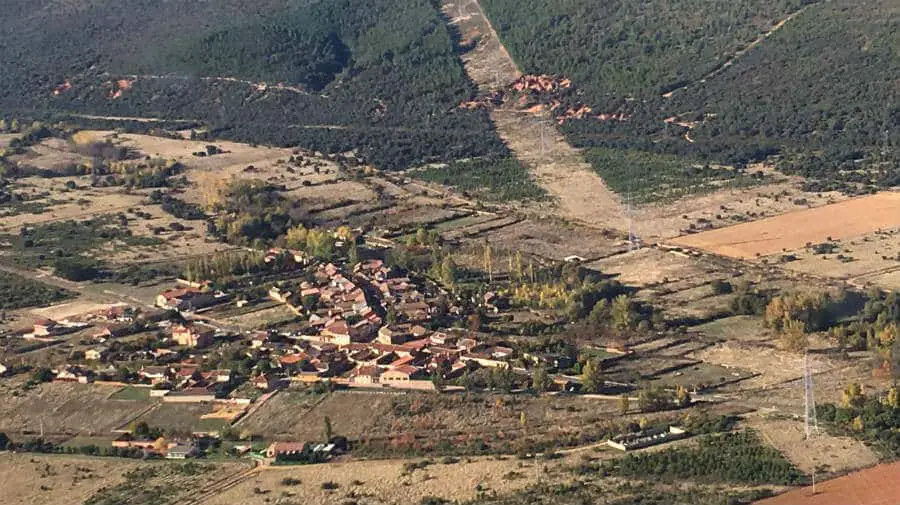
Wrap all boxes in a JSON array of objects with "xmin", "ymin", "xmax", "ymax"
[{"xmin": 0, "ymin": 241, "xmax": 646, "ymax": 463}]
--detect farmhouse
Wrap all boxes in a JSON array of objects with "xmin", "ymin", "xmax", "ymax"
[
  {"xmin": 265, "ymin": 442, "xmax": 308, "ymax": 459},
  {"xmin": 606, "ymin": 426, "xmax": 687, "ymax": 451}
]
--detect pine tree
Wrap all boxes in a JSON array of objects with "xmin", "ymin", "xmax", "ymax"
[
  {"xmin": 531, "ymin": 364, "xmax": 551, "ymax": 393},
  {"xmin": 582, "ymin": 359, "xmax": 603, "ymax": 393},
  {"xmin": 440, "ymin": 255, "xmax": 458, "ymax": 287}
]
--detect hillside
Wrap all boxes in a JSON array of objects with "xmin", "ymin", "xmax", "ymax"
[
  {"xmin": 0, "ymin": 0, "xmax": 508, "ymax": 170},
  {"xmin": 480, "ymin": 0, "xmax": 899, "ymax": 192}
]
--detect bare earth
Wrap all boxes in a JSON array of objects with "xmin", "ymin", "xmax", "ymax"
[
  {"xmin": 442, "ymin": 0, "xmax": 624, "ymax": 229},
  {"xmin": 634, "ymin": 180, "xmax": 846, "ymax": 241},
  {"xmin": 670, "ymin": 192, "xmax": 900, "ymax": 258}
]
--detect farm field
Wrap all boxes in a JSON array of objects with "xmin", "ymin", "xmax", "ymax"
[
  {"xmin": 669, "ymin": 192, "xmax": 900, "ymax": 259},
  {"xmin": 756, "ymin": 461, "xmax": 900, "ymax": 505},
  {"xmin": 633, "ymin": 179, "xmax": 847, "ymax": 241}
]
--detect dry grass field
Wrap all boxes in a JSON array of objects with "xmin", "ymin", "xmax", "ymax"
[
  {"xmin": 0, "ymin": 453, "xmax": 248, "ymax": 505},
  {"xmin": 748, "ymin": 416, "xmax": 878, "ymax": 475},
  {"xmin": 0, "ymin": 379, "xmax": 155, "ymax": 436},
  {"xmin": 669, "ymin": 192, "xmax": 900, "ymax": 259},
  {"xmin": 207, "ymin": 455, "xmax": 547, "ymax": 505},
  {"xmin": 0, "ymin": 453, "xmax": 144, "ymax": 505},
  {"xmin": 768, "ymin": 228, "xmax": 900, "ymax": 290},
  {"xmin": 471, "ymin": 218, "xmax": 625, "ymax": 262},
  {"xmin": 239, "ymin": 390, "xmax": 622, "ymax": 450},
  {"xmin": 634, "ymin": 180, "xmax": 846, "ymax": 241}
]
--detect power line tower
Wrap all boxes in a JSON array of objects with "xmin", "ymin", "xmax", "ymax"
[{"xmin": 804, "ymin": 352, "xmax": 819, "ymax": 439}]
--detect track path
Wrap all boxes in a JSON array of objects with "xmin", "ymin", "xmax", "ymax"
[{"xmin": 442, "ymin": 0, "xmax": 625, "ymax": 230}]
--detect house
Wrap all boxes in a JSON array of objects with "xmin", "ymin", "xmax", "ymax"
[
  {"xmin": 140, "ymin": 365, "xmax": 171, "ymax": 383},
  {"xmin": 457, "ymin": 338, "xmax": 478, "ymax": 351},
  {"xmin": 265, "ymin": 442, "xmax": 307, "ymax": 459},
  {"xmin": 157, "ymin": 287, "xmax": 202, "ymax": 308},
  {"xmin": 483, "ymin": 292, "xmax": 510, "ymax": 312},
  {"xmin": 350, "ymin": 365, "xmax": 381, "ymax": 385},
  {"xmin": 204, "ymin": 369, "xmax": 232, "ymax": 383},
  {"xmin": 489, "ymin": 346, "xmax": 514, "ymax": 360},
  {"xmin": 157, "ymin": 287, "xmax": 217, "ymax": 311},
  {"xmin": 278, "ymin": 353, "xmax": 308, "ymax": 368},
  {"xmin": 54, "ymin": 366, "xmax": 92, "ymax": 383},
  {"xmin": 171, "ymin": 323, "xmax": 215, "ymax": 348},
  {"xmin": 268, "ymin": 286, "xmax": 292, "ymax": 304},
  {"xmin": 409, "ymin": 325, "xmax": 429, "ymax": 338},
  {"xmin": 32, "ymin": 319, "xmax": 60, "ymax": 336},
  {"xmin": 377, "ymin": 326, "xmax": 408, "ymax": 345},
  {"xmin": 321, "ymin": 320, "xmax": 351, "ymax": 345},
  {"xmin": 429, "ymin": 332, "xmax": 457, "ymax": 347},
  {"xmin": 92, "ymin": 323, "xmax": 134, "ymax": 339},
  {"xmin": 397, "ymin": 301, "xmax": 431, "ymax": 322},
  {"xmin": 253, "ymin": 373, "xmax": 287, "ymax": 391},
  {"xmin": 138, "ymin": 308, "xmax": 172, "ymax": 323},
  {"xmin": 460, "ymin": 352, "xmax": 508, "ymax": 368},
  {"xmin": 85, "ymin": 348, "xmax": 107, "ymax": 361},
  {"xmin": 166, "ymin": 443, "xmax": 196, "ymax": 460},
  {"xmin": 381, "ymin": 365, "xmax": 424, "ymax": 383}
]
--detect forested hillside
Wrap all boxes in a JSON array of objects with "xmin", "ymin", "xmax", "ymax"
[
  {"xmin": 481, "ymin": 0, "xmax": 899, "ymax": 191},
  {"xmin": 0, "ymin": 0, "xmax": 508, "ymax": 169}
]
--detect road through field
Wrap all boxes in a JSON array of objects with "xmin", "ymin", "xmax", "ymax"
[{"xmin": 442, "ymin": 0, "xmax": 625, "ymax": 230}]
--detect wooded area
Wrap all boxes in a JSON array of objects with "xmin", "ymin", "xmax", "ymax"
[
  {"xmin": 481, "ymin": 0, "xmax": 898, "ymax": 190},
  {"xmin": 0, "ymin": 0, "xmax": 508, "ymax": 170}
]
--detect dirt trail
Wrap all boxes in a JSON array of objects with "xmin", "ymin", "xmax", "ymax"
[
  {"xmin": 443, "ymin": 0, "xmax": 624, "ymax": 229},
  {"xmin": 664, "ymin": 5, "xmax": 811, "ymax": 98}
]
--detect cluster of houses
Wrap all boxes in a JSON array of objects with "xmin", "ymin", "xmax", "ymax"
[
  {"xmin": 7, "ymin": 257, "xmax": 547, "ymax": 396},
  {"xmin": 248, "ymin": 260, "xmax": 525, "ymax": 390}
]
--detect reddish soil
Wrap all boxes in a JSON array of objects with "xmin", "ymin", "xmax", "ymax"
[{"xmin": 755, "ymin": 461, "xmax": 900, "ymax": 505}]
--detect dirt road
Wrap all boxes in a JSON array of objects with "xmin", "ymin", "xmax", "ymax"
[{"xmin": 442, "ymin": 0, "xmax": 625, "ymax": 230}]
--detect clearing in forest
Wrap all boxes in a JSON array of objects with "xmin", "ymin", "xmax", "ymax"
[
  {"xmin": 669, "ymin": 192, "xmax": 900, "ymax": 259},
  {"xmin": 442, "ymin": 0, "xmax": 625, "ymax": 229}
]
